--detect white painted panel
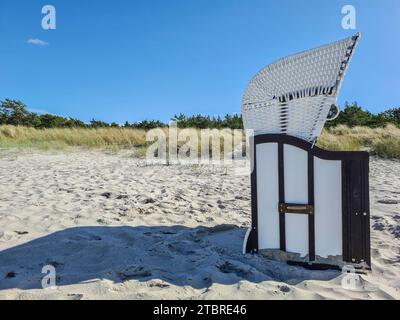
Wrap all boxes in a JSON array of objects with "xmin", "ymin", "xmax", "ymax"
[
  {"xmin": 256, "ymin": 143, "xmax": 280, "ymax": 250},
  {"xmin": 284, "ymin": 145, "xmax": 309, "ymax": 257},
  {"xmin": 314, "ymin": 157, "xmax": 342, "ymax": 258},
  {"xmin": 284, "ymin": 145, "xmax": 308, "ymax": 203},
  {"xmin": 285, "ymin": 214, "xmax": 309, "ymax": 256}
]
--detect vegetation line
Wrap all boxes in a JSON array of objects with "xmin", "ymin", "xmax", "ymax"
[
  {"xmin": 1, "ymin": 99, "xmax": 400, "ymax": 129},
  {"xmin": 1, "ymin": 99, "xmax": 400, "ymax": 159}
]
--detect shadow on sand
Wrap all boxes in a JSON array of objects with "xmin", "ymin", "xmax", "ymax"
[{"xmin": 0, "ymin": 225, "xmax": 340, "ymax": 290}]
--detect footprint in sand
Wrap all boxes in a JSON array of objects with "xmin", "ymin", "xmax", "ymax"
[
  {"xmin": 377, "ymin": 199, "xmax": 399, "ymax": 205},
  {"xmin": 388, "ymin": 225, "xmax": 400, "ymax": 239},
  {"xmin": 66, "ymin": 293, "xmax": 84, "ymax": 300},
  {"xmin": 14, "ymin": 230, "xmax": 29, "ymax": 235},
  {"xmin": 100, "ymin": 192, "xmax": 112, "ymax": 199},
  {"xmin": 117, "ymin": 265, "xmax": 152, "ymax": 280},
  {"xmin": 68, "ymin": 234, "xmax": 102, "ymax": 241},
  {"xmin": 5, "ymin": 271, "xmax": 16, "ymax": 278},
  {"xmin": 216, "ymin": 261, "xmax": 253, "ymax": 278},
  {"xmin": 279, "ymin": 285, "xmax": 291, "ymax": 293},
  {"xmin": 372, "ymin": 222, "xmax": 385, "ymax": 231},
  {"xmin": 148, "ymin": 279, "xmax": 170, "ymax": 288}
]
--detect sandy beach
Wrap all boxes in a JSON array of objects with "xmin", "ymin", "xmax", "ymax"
[{"xmin": 0, "ymin": 149, "xmax": 399, "ymax": 300}]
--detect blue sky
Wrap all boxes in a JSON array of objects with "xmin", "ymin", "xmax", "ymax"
[{"xmin": 0, "ymin": 0, "xmax": 399, "ymax": 123}]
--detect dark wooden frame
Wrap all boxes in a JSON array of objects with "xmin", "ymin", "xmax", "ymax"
[{"xmin": 245, "ymin": 134, "xmax": 370, "ymax": 267}]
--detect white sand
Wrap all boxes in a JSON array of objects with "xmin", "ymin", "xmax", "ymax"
[{"xmin": 0, "ymin": 149, "xmax": 399, "ymax": 300}]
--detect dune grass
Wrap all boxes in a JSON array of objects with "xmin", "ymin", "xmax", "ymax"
[
  {"xmin": 0, "ymin": 125, "xmax": 147, "ymax": 150},
  {"xmin": 1, "ymin": 124, "xmax": 400, "ymax": 159},
  {"xmin": 318, "ymin": 124, "xmax": 400, "ymax": 158}
]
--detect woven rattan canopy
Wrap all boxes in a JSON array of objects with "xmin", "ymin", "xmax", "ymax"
[{"xmin": 242, "ymin": 33, "xmax": 360, "ymax": 143}]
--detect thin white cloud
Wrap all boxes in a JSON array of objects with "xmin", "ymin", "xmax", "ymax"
[{"xmin": 26, "ymin": 38, "xmax": 48, "ymax": 46}]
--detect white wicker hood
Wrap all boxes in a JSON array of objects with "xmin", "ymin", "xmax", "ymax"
[{"xmin": 242, "ymin": 33, "xmax": 360, "ymax": 143}]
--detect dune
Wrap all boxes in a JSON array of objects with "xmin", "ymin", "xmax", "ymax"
[{"xmin": 0, "ymin": 149, "xmax": 399, "ymax": 300}]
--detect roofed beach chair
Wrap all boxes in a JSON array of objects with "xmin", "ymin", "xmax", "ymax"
[{"xmin": 242, "ymin": 33, "xmax": 371, "ymax": 270}]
